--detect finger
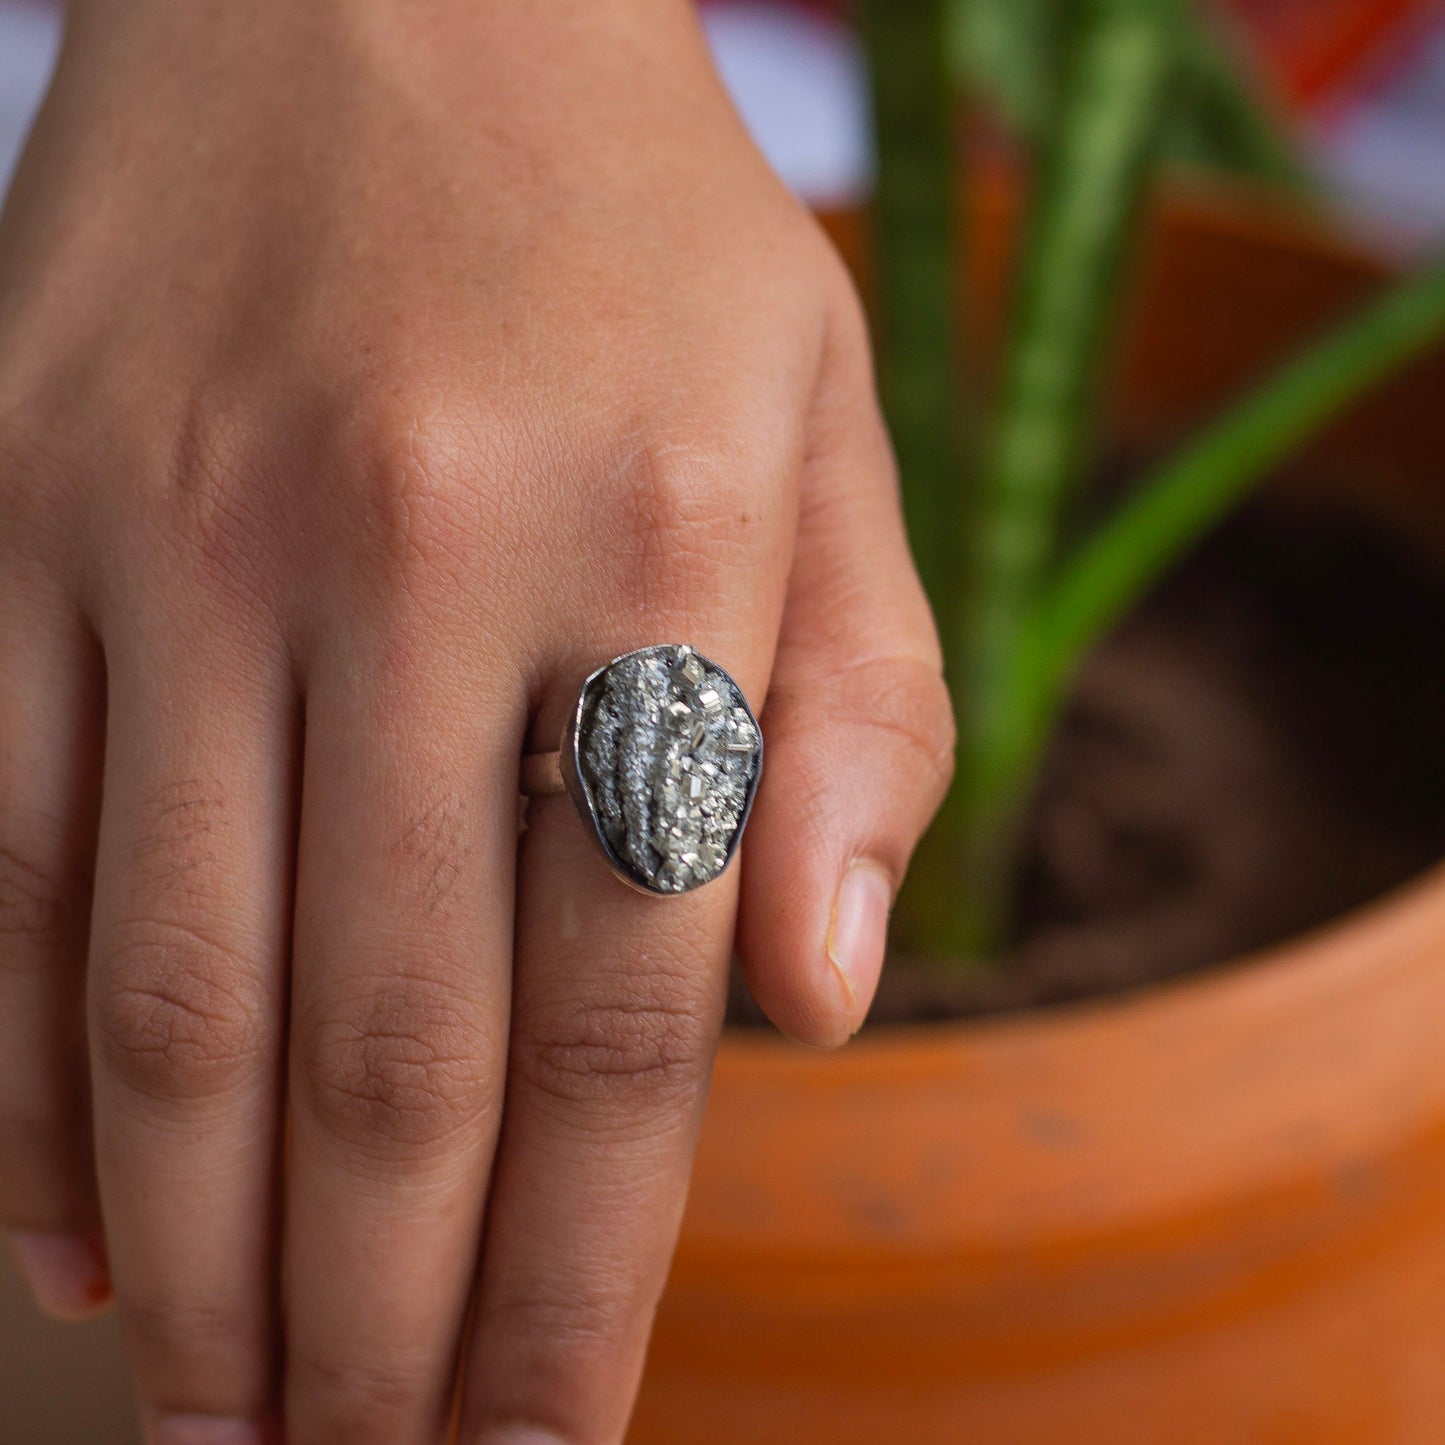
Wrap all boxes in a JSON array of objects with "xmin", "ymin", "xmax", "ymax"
[
  {"xmin": 736, "ymin": 294, "xmax": 955, "ymax": 1046},
  {"xmin": 0, "ymin": 570, "xmax": 107, "ymax": 1318},
  {"xmin": 461, "ymin": 623, "xmax": 780, "ymax": 1439},
  {"xmin": 282, "ymin": 625, "xmax": 523, "ymax": 1445},
  {"xmin": 87, "ymin": 603, "xmax": 295, "ymax": 1443},
  {"xmin": 461, "ymin": 723, "xmax": 739, "ymax": 1442}
]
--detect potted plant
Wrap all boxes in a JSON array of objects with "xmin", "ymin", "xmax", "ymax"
[{"xmin": 630, "ymin": 2, "xmax": 1445, "ymax": 1440}]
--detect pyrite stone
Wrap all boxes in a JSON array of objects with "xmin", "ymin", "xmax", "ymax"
[{"xmin": 563, "ymin": 645, "xmax": 763, "ymax": 894}]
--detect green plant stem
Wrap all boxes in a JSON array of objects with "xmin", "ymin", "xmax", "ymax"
[
  {"xmin": 987, "ymin": 255, "xmax": 1445, "ymax": 794},
  {"xmin": 859, "ymin": 0, "xmax": 961, "ymax": 618},
  {"xmin": 947, "ymin": 0, "xmax": 1064, "ymax": 140},
  {"xmin": 860, "ymin": 0, "xmax": 979, "ymax": 959},
  {"xmin": 948, "ymin": 0, "xmax": 1305, "ymax": 188},
  {"xmin": 948, "ymin": 0, "xmax": 1181, "ymax": 960},
  {"xmin": 1166, "ymin": 9, "xmax": 1310, "ymax": 190}
]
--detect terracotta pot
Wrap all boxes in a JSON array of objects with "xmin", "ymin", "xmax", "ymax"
[{"xmin": 628, "ymin": 190, "xmax": 1445, "ymax": 1443}]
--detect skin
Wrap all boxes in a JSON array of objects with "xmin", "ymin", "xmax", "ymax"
[{"xmin": 0, "ymin": 1, "xmax": 953, "ymax": 1442}]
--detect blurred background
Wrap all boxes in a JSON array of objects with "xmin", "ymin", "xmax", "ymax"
[
  {"xmin": 5, "ymin": 0, "xmax": 1445, "ymax": 240},
  {"xmin": 3, "ymin": 0, "xmax": 1445, "ymax": 1440}
]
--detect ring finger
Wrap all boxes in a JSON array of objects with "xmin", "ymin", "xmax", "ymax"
[
  {"xmin": 459, "ymin": 628, "xmax": 772, "ymax": 1444},
  {"xmin": 281, "ymin": 621, "xmax": 525, "ymax": 1445}
]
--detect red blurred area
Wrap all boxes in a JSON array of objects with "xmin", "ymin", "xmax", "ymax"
[{"xmin": 1217, "ymin": 0, "xmax": 1444, "ymax": 106}]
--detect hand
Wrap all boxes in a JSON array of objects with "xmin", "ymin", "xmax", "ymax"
[{"xmin": 0, "ymin": 1, "xmax": 953, "ymax": 1441}]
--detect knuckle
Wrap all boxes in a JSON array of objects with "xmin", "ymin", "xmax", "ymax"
[
  {"xmin": 838, "ymin": 654, "xmax": 957, "ymax": 798},
  {"xmin": 160, "ymin": 406, "xmax": 280, "ymax": 618},
  {"xmin": 125, "ymin": 780, "xmax": 227, "ymax": 904},
  {"xmin": 96, "ymin": 922, "xmax": 265, "ymax": 1104},
  {"xmin": 0, "ymin": 417, "xmax": 73, "ymax": 560},
  {"xmin": 121, "ymin": 1294, "xmax": 254, "ymax": 1372},
  {"xmin": 515, "ymin": 969, "xmax": 713, "ymax": 1112},
  {"xmin": 299, "ymin": 975, "xmax": 497, "ymax": 1157},
  {"xmin": 289, "ymin": 1349, "xmax": 432, "ymax": 1437},
  {"xmin": 484, "ymin": 1274, "xmax": 636, "ymax": 1363},
  {"xmin": 339, "ymin": 394, "xmax": 485, "ymax": 603},
  {"xmin": 390, "ymin": 787, "xmax": 475, "ymax": 921},
  {"xmin": 600, "ymin": 438, "xmax": 762, "ymax": 618},
  {"xmin": 0, "ymin": 840, "xmax": 70, "ymax": 955}
]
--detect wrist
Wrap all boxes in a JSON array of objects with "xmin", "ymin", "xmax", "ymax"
[
  {"xmin": 59, "ymin": 0, "xmax": 717, "ymax": 141},
  {"xmin": 63, "ymin": 0, "xmax": 704, "ymax": 73}
]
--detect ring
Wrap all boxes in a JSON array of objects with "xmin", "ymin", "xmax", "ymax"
[{"xmin": 521, "ymin": 644, "xmax": 763, "ymax": 896}]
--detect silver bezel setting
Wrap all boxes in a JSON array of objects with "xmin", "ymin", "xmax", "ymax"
[{"xmin": 559, "ymin": 644, "xmax": 763, "ymax": 896}]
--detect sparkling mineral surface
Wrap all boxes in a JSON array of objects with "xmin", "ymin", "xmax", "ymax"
[{"xmin": 574, "ymin": 645, "xmax": 762, "ymax": 893}]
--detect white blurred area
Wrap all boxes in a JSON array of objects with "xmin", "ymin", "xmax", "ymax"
[
  {"xmin": 1317, "ymin": 23, "xmax": 1445, "ymax": 242},
  {"xmin": 0, "ymin": 0, "xmax": 62, "ymax": 198},
  {"xmin": 699, "ymin": 1, "xmax": 873, "ymax": 207}
]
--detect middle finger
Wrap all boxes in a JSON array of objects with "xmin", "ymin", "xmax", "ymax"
[{"xmin": 282, "ymin": 622, "xmax": 524, "ymax": 1445}]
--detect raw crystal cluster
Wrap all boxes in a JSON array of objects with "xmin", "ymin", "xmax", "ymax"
[{"xmin": 575, "ymin": 645, "xmax": 762, "ymax": 893}]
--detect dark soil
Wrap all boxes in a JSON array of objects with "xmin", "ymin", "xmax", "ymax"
[{"xmin": 731, "ymin": 495, "xmax": 1445, "ymax": 1027}]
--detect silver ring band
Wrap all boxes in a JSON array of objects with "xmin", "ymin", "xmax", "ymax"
[{"xmin": 519, "ymin": 751, "xmax": 565, "ymax": 798}]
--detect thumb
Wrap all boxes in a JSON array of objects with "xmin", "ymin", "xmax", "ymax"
[{"xmin": 737, "ymin": 287, "xmax": 955, "ymax": 1048}]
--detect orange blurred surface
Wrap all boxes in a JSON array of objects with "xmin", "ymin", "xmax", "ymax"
[{"xmin": 636, "ymin": 868, "xmax": 1445, "ymax": 1442}]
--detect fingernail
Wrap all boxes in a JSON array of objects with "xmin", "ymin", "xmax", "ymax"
[
  {"xmin": 474, "ymin": 1430, "xmax": 569, "ymax": 1445},
  {"xmin": 826, "ymin": 862, "xmax": 892, "ymax": 1028},
  {"xmin": 150, "ymin": 1416, "xmax": 267, "ymax": 1445},
  {"xmin": 7, "ymin": 1230, "xmax": 111, "ymax": 1319}
]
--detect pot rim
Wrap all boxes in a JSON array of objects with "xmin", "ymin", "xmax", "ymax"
[
  {"xmin": 727, "ymin": 858, "xmax": 1445, "ymax": 1055},
  {"xmin": 694, "ymin": 860, "xmax": 1445, "ymax": 1263}
]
